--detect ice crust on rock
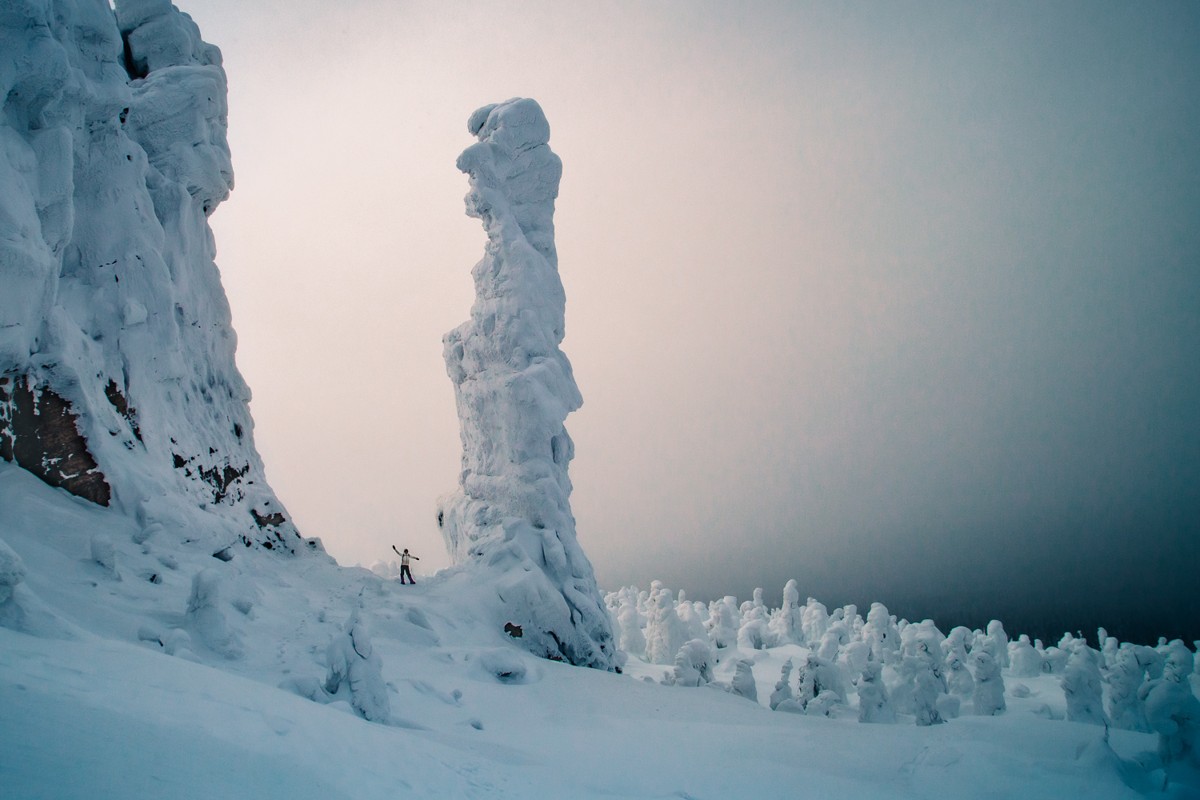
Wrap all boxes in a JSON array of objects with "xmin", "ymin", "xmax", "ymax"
[
  {"xmin": 441, "ymin": 98, "xmax": 614, "ymax": 670},
  {"xmin": 0, "ymin": 0, "xmax": 302, "ymax": 554}
]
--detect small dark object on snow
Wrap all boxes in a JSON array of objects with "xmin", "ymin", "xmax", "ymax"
[
  {"xmin": 212, "ymin": 547, "xmax": 234, "ymax": 562},
  {"xmin": 504, "ymin": 622, "xmax": 523, "ymax": 638}
]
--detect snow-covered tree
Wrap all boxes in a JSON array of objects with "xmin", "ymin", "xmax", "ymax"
[
  {"xmin": 324, "ymin": 610, "xmax": 390, "ymax": 722},
  {"xmin": 857, "ymin": 662, "xmax": 895, "ymax": 723},
  {"xmin": 797, "ymin": 652, "xmax": 847, "ymax": 711},
  {"xmin": 971, "ymin": 650, "xmax": 1006, "ymax": 716},
  {"xmin": 645, "ymin": 587, "xmax": 689, "ymax": 666},
  {"xmin": 1009, "ymin": 634, "xmax": 1043, "ymax": 678},
  {"xmin": 669, "ymin": 639, "xmax": 714, "ymax": 687},
  {"xmin": 737, "ymin": 588, "xmax": 773, "ymax": 650},
  {"xmin": 730, "ymin": 658, "xmax": 758, "ymax": 703},
  {"xmin": 768, "ymin": 579, "xmax": 803, "ymax": 645},
  {"xmin": 1062, "ymin": 644, "xmax": 1109, "ymax": 726},
  {"xmin": 770, "ymin": 659, "xmax": 797, "ymax": 711},
  {"xmin": 983, "ymin": 620, "xmax": 1009, "ymax": 669},
  {"xmin": 801, "ymin": 598, "xmax": 830, "ymax": 644},
  {"xmin": 614, "ymin": 590, "xmax": 646, "ymax": 659},
  {"xmin": 185, "ymin": 569, "xmax": 242, "ymax": 659},
  {"xmin": 706, "ymin": 596, "xmax": 740, "ymax": 650},
  {"xmin": 817, "ymin": 620, "xmax": 850, "ymax": 662},
  {"xmin": 862, "ymin": 602, "xmax": 900, "ymax": 664},
  {"xmin": 945, "ymin": 649, "xmax": 975, "ymax": 699},
  {"xmin": 0, "ymin": 538, "xmax": 26, "ymax": 607},
  {"xmin": 1139, "ymin": 640, "xmax": 1200, "ymax": 787},
  {"xmin": 1106, "ymin": 645, "xmax": 1150, "ymax": 732}
]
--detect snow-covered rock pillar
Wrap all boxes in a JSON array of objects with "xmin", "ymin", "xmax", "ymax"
[{"xmin": 442, "ymin": 98, "xmax": 614, "ymax": 670}]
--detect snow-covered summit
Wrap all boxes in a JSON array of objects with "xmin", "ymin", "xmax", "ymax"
[
  {"xmin": 1, "ymin": 0, "xmax": 302, "ymax": 555},
  {"xmin": 441, "ymin": 99, "xmax": 615, "ymax": 670}
]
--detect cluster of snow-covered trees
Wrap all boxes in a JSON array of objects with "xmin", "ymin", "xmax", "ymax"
[{"xmin": 606, "ymin": 581, "xmax": 1200, "ymax": 773}]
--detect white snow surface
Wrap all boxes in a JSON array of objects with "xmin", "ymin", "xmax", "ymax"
[
  {"xmin": 441, "ymin": 98, "xmax": 614, "ymax": 669},
  {"xmin": 3, "ymin": 461, "xmax": 1195, "ymax": 799}
]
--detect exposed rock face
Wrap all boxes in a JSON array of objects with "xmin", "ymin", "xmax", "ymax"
[
  {"xmin": 442, "ymin": 98, "xmax": 615, "ymax": 669},
  {"xmin": 0, "ymin": 0, "xmax": 305, "ymax": 553}
]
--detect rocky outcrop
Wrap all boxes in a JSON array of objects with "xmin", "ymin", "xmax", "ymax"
[
  {"xmin": 441, "ymin": 99, "xmax": 615, "ymax": 670},
  {"xmin": 0, "ymin": 0, "xmax": 305, "ymax": 553}
]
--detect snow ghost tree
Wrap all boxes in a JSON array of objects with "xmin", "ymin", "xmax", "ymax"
[
  {"xmin": 1139, "ymin": 640, "xmax": 1200, "ymax": 785},
  {"xmin": 1107, "ymin": 645, "xmax": 1150, "ymax": 732},
  {"xmin": 1062, "ymin": 644, "xmax": 1109, "ymax": 727},
  {"xmin": 644, "ymin": 586, "xmax": 689, "ymax": 666},
  {"xmin": 768, "ymin": 579, "xmax": 803, "ymax": 645},
  {"xmin": 441, "ymin": 98, "xmax": 614, "ymax": 669},
  {"xmin": 971, "ymin": 650, "xmax": 1006, "ymax": 716},
  {"xmin": 185, "ymin": 568, "xmax": 242, "ymax": 659},
  {"xmin": 857, "ymin": 662, "xmax": 896, "ymax": 724},
  {"xmin": 324, "ymin": 610, "xmax": 390, "ymax": 723},
  {"xmin": 730, "ymin": 657, "xmax": 759, "ymax": 703},
  {"xmin": 670, "ymin": 639, "xmax": 714, "ymax": 687}
]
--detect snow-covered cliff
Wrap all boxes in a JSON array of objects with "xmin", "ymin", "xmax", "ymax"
[
  {"xmin": 441, "ymin": 99, "xmax": 615, "ymax": 669},
  {"xmin": 0, "ymin": 0, "xmax": 305, "ymax": 554}
]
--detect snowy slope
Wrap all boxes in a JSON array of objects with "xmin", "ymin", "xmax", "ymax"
[{"xmin": 1, "ymin": 462, "xmax": 1189, "ymax": 799}]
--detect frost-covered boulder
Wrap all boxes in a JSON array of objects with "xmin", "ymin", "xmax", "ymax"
[
  {"xmin": 324, "ymin": 611, "xmax": 390, "ymax": 722},
  {"xmin": 440, "ymin": 98, "xmax": 613, "ymax": 670},
  {"xmin": 0, "ymin": 0, "xmax": 302, "ymax": 554}
]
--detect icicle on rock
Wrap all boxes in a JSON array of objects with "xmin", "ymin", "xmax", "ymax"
[{"xmin": 441, "ymin": 98, "xmax": 614, "ymax": 669}]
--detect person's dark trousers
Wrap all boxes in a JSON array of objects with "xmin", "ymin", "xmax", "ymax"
[{"xmin": 401, "ymin": 565, "xmax": 414, "ymax": 584}]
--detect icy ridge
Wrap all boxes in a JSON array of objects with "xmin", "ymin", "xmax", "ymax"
[
  {"xmin": 442, "ymin": 98, "xmax": 614, "ymax": 669},
  {"xmin": 0, "ymin": 0, "xmax": 302, "ymax": 553}
]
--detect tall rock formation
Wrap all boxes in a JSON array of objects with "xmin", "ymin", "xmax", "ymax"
[
  {"xmin": 0, "ymin": 0, "xmax": 305, "ymax": 553},
  {"xmin": 442, "ymin": 99, "xmax": 615, "ymax": 669}
]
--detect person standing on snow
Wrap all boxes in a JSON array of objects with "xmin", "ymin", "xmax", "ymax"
[{"xmin": 392, "ymin": 545, "xmax": 419, "ymax": 584}]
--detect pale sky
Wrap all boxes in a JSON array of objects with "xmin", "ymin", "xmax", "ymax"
[{"xmin": 188, "ymin": 0, "xmax": 1199, "ymax": 643}]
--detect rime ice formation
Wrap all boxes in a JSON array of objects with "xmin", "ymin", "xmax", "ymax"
[
  {"xmin": 441, "ymin": 98, "xmax": 614, "ymax": 669},
  {"xmin": 0, "ymin": 0, "xmax": 304, "ymax": 553}
]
